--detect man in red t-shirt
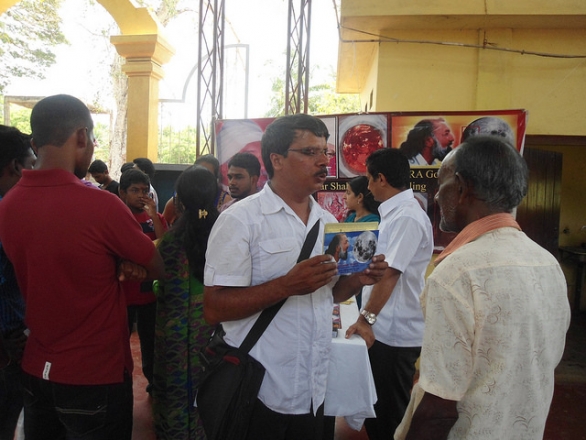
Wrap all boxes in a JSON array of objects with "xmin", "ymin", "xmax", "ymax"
[
  {"xmin": 0, "ymin": 94, "xmax": 164, "ymax": 440},
  {"xmin": 119, "ymin": 168, "xmax": 168, "ymax": 395}
]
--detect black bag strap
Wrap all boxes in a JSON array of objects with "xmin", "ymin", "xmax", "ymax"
[{"xmin": 239, "ymin": 219, "xmax": 320, "ymax": 353}]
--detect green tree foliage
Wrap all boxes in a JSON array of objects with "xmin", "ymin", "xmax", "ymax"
[
  {"xmin": 6, "ymin": 107, "xmax": 31, "ymax": 134},
  {"xmin": 92, "ymin": 122, "xmax": 111, "ymax": 162},
  {"xmin": 158, "ymin": 125, "xmax": 198, "ymax": 164},
  {"xmin": 265, "ymin": 71, "xmax": 361, "ymax": 117},
  {"xmin": 0, "ymin": 0, "xmax": 67, "ymax": 94}
]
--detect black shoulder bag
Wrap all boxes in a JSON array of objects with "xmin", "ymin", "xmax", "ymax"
[{"xmin": 196, "ymin": 220, "xmax": 320, "ymax": 440}]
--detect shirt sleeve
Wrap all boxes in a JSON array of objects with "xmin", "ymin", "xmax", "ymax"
[
  {"xmin": 204, "ymin": 212, "xmax": 252, "ymax": 287},
  {"xmin": 102, "ymin": 199, "xmax": 156, "ymax": 267}
]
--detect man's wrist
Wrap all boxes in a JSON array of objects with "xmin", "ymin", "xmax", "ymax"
[{"xmin": 360, "ymin": 309, "xmax": 377, "ymax": 325}]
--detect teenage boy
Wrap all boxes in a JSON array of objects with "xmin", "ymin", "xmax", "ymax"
[
  {"xmin": 119, "ymin": 168, "xmax": 168, "ymax": 394},
  {"xmin": 88, "ymin": 159, "xmax": 120, "ymax": 196}
]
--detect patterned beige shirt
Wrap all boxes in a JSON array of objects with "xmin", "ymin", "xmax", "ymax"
[{"xmin": 396, "ymin": 227, "xmax": 571, "ymax": 439}]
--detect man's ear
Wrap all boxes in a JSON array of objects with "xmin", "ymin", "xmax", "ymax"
[
  {"xmin": 377, "ymin": 173, "xmax": 388, "ymax": 187},
  {"xmin": 270, "ymin": 153, "xmax": 283, "ymax": 172},
  {"xmin": 456, "ymin": 175, "xmax": 473, "ymax": 203},
  {"xmin": 251, "ymin": 175, "xmax": 259, "ymax": 187},
  {"xmin": 76, "ymin": 127, "xmax": 88, "ymax": 149},
  {"xmin": 9, "ymin": 159, "xmax": 22, "ymax": 177}
]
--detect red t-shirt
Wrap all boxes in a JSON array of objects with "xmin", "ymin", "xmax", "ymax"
[
  {"xmin": 123, "ymin": 210, "xmax": 167, "ymax": 306},
  {"xmin": 0, "ymin": 169, "xmax": 157, "ymax": 385}
]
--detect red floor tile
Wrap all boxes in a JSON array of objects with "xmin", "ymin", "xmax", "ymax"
[{"xmin": 131, "ymin": 332, "xmax": 156, "ymax": 440}]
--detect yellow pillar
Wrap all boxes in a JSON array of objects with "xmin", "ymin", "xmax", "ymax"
[{"xmin": 111, "ymin": 34, "xmax": 175, "ymax": 162}]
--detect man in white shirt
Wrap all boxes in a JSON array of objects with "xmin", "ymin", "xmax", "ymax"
[
  {"xmin": 204, "ymin": 114, "xmax": 387, "ymax": 440},
  {"xmin": 395, "ymin": 136, "xmax": 571, "ymax": 439},
  {"xmin": 346, "ymin": 147, "xmax": 434, "ymax": 440}
]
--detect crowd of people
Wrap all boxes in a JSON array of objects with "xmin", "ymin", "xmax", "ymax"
[{"xmin": 0, "ymin": 94, "xmax": 572, "ymax": 440}]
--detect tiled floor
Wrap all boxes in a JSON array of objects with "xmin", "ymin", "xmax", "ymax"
[{"xmin": 131, "ymin": 312, "xmax": 586, "ymax": 440}]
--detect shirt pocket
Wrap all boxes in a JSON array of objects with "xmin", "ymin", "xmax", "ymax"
[{"xmin": 258, "ymin": 238, "xmax": 298, "ymax": 280}]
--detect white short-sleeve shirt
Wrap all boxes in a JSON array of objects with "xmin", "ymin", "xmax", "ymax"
[
  {"xmin": 362, "ymin": 189, "xmax": 433, "ymax": 347},
  {"xmin": 204, "ymin": 184, "xmax": 338, "ymax": 414}
]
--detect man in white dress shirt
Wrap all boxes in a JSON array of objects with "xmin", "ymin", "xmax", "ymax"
[
  {"xmin": 346, "ymin": 147, "xmax": 433, "ymax": 440},
  {"xmin": 203, "ymin": 114, "xmax": 387, "ymax": 440}
]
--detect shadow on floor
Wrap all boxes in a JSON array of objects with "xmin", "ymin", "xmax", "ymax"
[{"xmin": 131, "ymin": 313, "xmax": 586, "ymax": 440}]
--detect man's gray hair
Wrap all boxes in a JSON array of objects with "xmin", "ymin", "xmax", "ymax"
[{"xmin": 454, "ymin": 135, "xmax": 528, "ymax": 213}]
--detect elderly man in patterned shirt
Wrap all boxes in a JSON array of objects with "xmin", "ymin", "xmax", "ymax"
[{"xmin": 395, "ymin": 135, "xmax": 571, "ymax": 440}]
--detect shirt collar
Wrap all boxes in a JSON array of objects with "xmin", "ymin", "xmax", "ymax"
[
  {"xmin": 260, "ymin": 182, "xmax": 328, "ymax": 224},
  {"xmin": 19, "ymin": 169, "xmax": 85, "ymax": 188},
  {"xmin": 378, "ymin": 188, "xmax": 415, "ymax": 218}
]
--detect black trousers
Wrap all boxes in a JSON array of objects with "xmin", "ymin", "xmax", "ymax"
[
  {"xmin": 364, "ymin": 341, "xmax": 420, "ymax": 440},
  {"xmin": 245, "ymin": 398, "xmax": 325, "ymax": 440},
  {"xmin": 127, "ymin": 301, "xmax": 156, "ymax": 385},
  {"xmin": 22, "ymin": 371, "xmax": 133, "ymax": 440}
]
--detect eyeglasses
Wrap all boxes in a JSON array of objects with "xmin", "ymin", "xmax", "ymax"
[{"xmin": 287, "ymin": 147, "xmax": 329, "ymax": 157}]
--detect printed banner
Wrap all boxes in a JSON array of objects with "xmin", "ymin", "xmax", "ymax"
[{"xmin": 215, "ymin": 109, "xmax": 527, "ymax": 252}]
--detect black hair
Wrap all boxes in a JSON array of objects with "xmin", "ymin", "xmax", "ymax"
[
  {"xmin": 30, "ymin": 94, "xmax": 92, "ymax": 148},
  {"xmin": 171, "ymin": 165, "xmax": 219, "ymax": 281},
  {"xmin": 366, "ymin": 148, "xmax": 411, "ymax": 190},
  {"xmin": 0, "ymin": 125, "xmax": 33, "ymax": 177},
  {"xmin": 261, "ymin": 114, "xmax": 329, "ymax": 179},
  {"xmin": 398, "ymin": 119, "xmax": 434, "ymax": 160},
  {"xmin": 194, "ymin": 154, "xmax": 220, "ymax": 179},
  {"xmin": 132, "ymin": 157, "xmax": 155, "ymax": 179},
  {"xmin": 119, "ymin": 168, "xmax": 150, "ymax": 191},
  {"xmin": 347, "ymin": 175, "xmax": 380, "ymax": 214},
  {"xmin": 454, "ymin": 135, "xmax": 528, "ymax": 212},
  {"xmin": 121, "ymin": 162, "xmax": 135, "ymax": 173},
  {"xmin": 228, "ymin": 152, "xmax": 261, "ymax": 177},
  {"xmin": 88, "ymin": 159, "xmax": 108, "ymax": 174}
]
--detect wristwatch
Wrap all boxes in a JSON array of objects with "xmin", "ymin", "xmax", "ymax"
[{"xmin": 360, "ymin": 309, "xmax": 377, "ymax": 325}]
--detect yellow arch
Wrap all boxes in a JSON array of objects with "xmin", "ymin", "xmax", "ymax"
[
  {"xmin": 0, "ymin": 0, "xmax": 161, "ymax": 34},
  {"xmin": 0, "ymin": 0, "xmax": 174, "ymax": 163}
]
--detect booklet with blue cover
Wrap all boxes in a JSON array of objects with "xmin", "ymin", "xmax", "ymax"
[{"xmin": 323, "ymin": 222, "xmax": 379, "ymax": 275}]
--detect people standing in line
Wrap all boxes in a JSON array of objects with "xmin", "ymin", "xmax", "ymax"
[
  {"xmin": 0, "ymin": 125, "xmax": 35, "ymax": 440},
  {"xmin": 395, "ymin": 136, "xmax": 571, "ymax": 440},
  {"xmin": 203, "ymin": 114, "xmax": 387, "ymax": 440},
  {"xmin": 0, "ymin": 94, "xmax": 165, "ymax": 440},
  {"xmin": 133, "ymin": 157, "xmax": 159, "ymax": 210},
  {"xmin": 88, "ymin": 159, "xmax": 120, "ymax": 196},
  {"xmin": 219, "ymin": 152, "xmax": 261, "ymax": 212},
  {"xmin": 346, "ymin": 147, "xmax": 434, "ymax": 440},
  {"xmin": 152, "ymin": 165, "xmax": 219, "ymax": 440},
  {"xmin": 119, "ymin": 168, "xmax": 168, "ymax": 395}
]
